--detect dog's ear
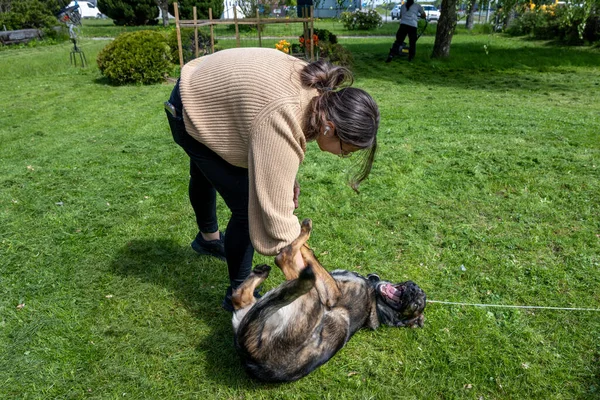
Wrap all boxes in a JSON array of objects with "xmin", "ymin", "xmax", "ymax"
[
  {"xmin": 367, "ymin": 274, "xmax": 380, "ymax": 283},
  {"xmin": 395, "ymin": 314, "xmax": 424, "ymax": 328}
]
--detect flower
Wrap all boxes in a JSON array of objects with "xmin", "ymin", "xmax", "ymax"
[
  {"xmin": 299, "ymin": 34, "xmax": 319, "ymax": 48},
  {"xmin": 275, "ymin": 39, "xmax": 291, "ymax": 54}
]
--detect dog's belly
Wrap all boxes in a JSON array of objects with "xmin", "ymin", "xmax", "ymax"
[
  {"xmin": 237, "ymin": 273, "xmax": 375, "ymax": 382},
  {"xmin": 331, "ymin": 270, "xmax": 376, "ymax": 332},
  {"xmin": 240, "ymin": 305, "xmax": 352, "ymax": 382}
]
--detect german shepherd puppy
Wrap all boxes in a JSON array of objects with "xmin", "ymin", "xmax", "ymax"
[{"xmin": 231, "ymin": 219, "xmax": 426, "ymax": 383}]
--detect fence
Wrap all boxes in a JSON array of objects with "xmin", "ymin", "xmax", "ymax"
[{"xmin": 173, "ymin": 2, "xmax": 315, "ymax": 68}]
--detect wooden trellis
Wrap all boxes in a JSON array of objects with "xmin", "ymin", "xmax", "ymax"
[{"xmin": 173, "ymin": 2, "xmax": 315, "ymax": 68}]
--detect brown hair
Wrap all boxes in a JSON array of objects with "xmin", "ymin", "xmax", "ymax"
[{"xmin": 300, "ymin": 60, "xmax": 380, "ymax": 192}]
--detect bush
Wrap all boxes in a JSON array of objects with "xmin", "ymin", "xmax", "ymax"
[
  {"xmin": 313, "ymin": 28, "xmax": 338, "ymax": 45},
  {"xmin": 0, "ymin": 0, "xmax": 57, "ymax": 30},
  {"xmin": 295, "ymin": 28, "xmax": 351, "ymax": 67},
  {"xmin": 226, "ymin": 23, "xmax": 265, "ymax": 34},
  {"xmin": 166, "ymin": 28, "xmax": 216, "ymax": 64},
  {"xmin": 298, "ymin": 28, "xmax": 337, "ymax": 48},
  {"xmin": 507, "ymin": 4, "xmax": 599, "ymax": 44},
  {"xmin": 169, "ymin": 0, "xmax": 223, "ymax": 20},
  {"xmin": 583, "ymin": 14, "xmax": 600, "ymax": 43},
  {"xmin": 340, "ymin": 9, "xmax": 382, "ymax": 30},
  {"xmin": 97, "ymin": 0, "xmax": 158, "ymax": 26},
  {"xmin": 97, "ymin": 30, "xmax": 172, "ymax": 84},
  {"xmin": 319, "ymin": 42, "xmax": 354, "ymax": 67}
]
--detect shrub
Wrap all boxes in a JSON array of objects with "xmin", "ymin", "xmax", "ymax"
[
  {"xmin": 507, "ymin": 4, "xmax": 599, "ymax": 44},
  {"xmin": 582, "ymin": 14, "xmax": 600, "ymax": 43},
  {"xmin": 312, "ymin": 28, "xmax": 338, "ymax": 45},
  {"xmin": 476, "ymin": 23, "xmax": 494, "ymax": 34},
  {"xmin": 169, "ymin": 0, "xmax": 224, "ymax": 20},
  {"xmin": 97, "ymin": 0, "xmax": 159, "ymax": 26},
  {"xmin": 319, "ymin": 42, "xmax": 354, "ymax": 67},
  {"xmin": 295, "ymin": 28, "xmax": 351, "ymax": 67},
  {"xmin": 166, "ymin": 28, "xmax": 216, "ymax": 64},
  {"xmin": 225, "ymin": 23, "xmax": 266, "ymax": 34},
  {"xmin": 97, "ymin": 30, "xmax": 172, "ymax": 84},
  {"xmin": 0, "ymin": 0, "xmax": 57, "ymax": 30},
  {"xmin": 340, "ymin": 9, "xmax": 382, "ymax": 30}
]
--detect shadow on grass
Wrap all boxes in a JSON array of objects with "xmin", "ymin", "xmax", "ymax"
[
  {"xmin": 109, "ymin": 239, "xmax": 277, "ymax": 389},
  {"xmin": 346, "ymin": 39, "xmax": 600, "ymax": 93},
  {"xmin": 93, "ymin": 76, "xmax": 119, "ymax": 86}
]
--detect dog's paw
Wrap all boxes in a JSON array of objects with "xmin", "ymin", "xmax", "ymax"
[
  {"xmin": 253, "ymin": 264, "xmax": 271, "ymax": 276},
  {"xmin": 299, "ymin": 264, "xmax": 315, "ymax": 281},
  {"xmin": 301, "ymin": 218, "xmax": 312, "ymax": 231}
]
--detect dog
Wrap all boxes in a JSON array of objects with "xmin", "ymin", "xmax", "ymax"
[{"xmin": 231, "ymin": 219, "xmax": 426, "ymax": 383}]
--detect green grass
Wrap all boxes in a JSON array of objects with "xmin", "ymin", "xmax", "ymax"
[
  {"xmin": 78, "ymin": 16, "xmax": 494, "ymax": 41},
  {"xmin": 80, "ymin": 16, "xmax": 402, "ymax": 39},
  {"xmin": 1, "ymin": 32, "xmax": 599, "ymax": 399}
]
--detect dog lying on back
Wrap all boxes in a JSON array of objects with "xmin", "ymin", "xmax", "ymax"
[{"xmin": 231, "ymin": 219, "xmax": 426, "ymax": 383}]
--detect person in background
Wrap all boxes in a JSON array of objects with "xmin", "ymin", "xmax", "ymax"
[
  {"xmin": 164, "ymin": 48, "xmax": 379, "ymax": 311},
  {"xmin": 386, "ymin": 0, "xmax": 427, "ymax": 62}
]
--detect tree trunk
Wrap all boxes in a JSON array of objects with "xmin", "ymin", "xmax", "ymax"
[
  {"xmin": 504, "ymin": 8, "xmax": 516, "ymax": 30},
  {"xmin": 431, "ymin": 0, "xmax": 457, "ymax": 59},
  {"xmin": 466, "ymin": 0, "xmax": 477, "ymax": 30},
  {"xmin": 155, "ymin": 0, "xmax": 170, "ymax": 27}
]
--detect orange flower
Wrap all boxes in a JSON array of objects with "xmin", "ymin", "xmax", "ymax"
[{"xmin": 299, "ymin": 34, "xmax": 319, "ymax": 48}]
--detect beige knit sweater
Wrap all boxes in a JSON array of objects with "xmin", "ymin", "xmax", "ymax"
[{"xmin": 179, "ymin": 48, "xmax": 319, "ymax": 255}]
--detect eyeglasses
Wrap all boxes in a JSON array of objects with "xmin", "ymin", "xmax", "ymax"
[{"xmin": 339, "ymin": 138, "xmax": 353, "ymax": 158}]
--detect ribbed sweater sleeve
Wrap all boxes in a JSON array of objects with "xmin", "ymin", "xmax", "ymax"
[{"xmin": 248, "ymin": 103, "xmax": 304, "ymax": 255}]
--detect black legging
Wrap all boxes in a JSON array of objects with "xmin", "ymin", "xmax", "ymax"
[
  {"xmin": 166, "ymin": 80, "xmax": 254, "ymax": 290},
  {"xmin": 391, "ymin": 23, "xmax": 418, "ymax": 60}
]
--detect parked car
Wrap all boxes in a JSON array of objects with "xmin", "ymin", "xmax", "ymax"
[
  {"xmin": 68, "ymin": 1, "xmax": 105, "ymax": 19},
  {"xmin": 391, "ymin": 5, "xmax": 401, "ymax": 20},
  {"xmin": 422, "ymin": 5, "xmax": 441, "ymax": 21}
]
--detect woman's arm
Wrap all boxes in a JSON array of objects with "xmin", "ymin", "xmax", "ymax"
[{"xmin": 247, "ymin": 105, "xmax": 306, "ymax": 255}]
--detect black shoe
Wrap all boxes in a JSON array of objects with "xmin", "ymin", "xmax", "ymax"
[
  {"xmin": 221, "ymin": 295, "xmax": 234, "ymax": 312},
  {"xmin": 191, "ymin": 232, "xmax": 225, "ymax": 261},
  {"xmin": 385, "ymin": 54, "xmax": 393, "ymax": 63}
]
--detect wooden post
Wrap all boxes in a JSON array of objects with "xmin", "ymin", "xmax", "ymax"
[
  {"xmin": 174, "ymin": 2, "xmax": 184, "ymax": 69},
  {"xmin": 193, "ymin": 6, "xmax": 199, "ymax": 58},
  {"xmin": 256, "ymin": 9, "xmax": 262, "ymax": 48},
  {"xmin": 209, "ymin": 8, "xmax": 214, "ymax": 54},
  {"xmin": 310, "ymin": 6, "xmax": 314, "ymax": 61},
  {"xmin": 233, "ymin": 6, "xmax": 240, "ymax": 48},
  {"xmin": 302, "ymin": 7, "xmax": 309, "ymax": 60}
]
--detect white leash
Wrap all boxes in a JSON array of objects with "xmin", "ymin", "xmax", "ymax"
[{"xmin": 427, "ymin": 300, "xmax": 600, "ymax": 312}]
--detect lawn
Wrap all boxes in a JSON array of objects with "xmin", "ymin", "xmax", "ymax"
[{"xmin": 0, "ymin": 28, "xmax": 599, "ymax": 399}]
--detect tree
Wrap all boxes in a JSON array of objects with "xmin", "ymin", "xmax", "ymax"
[
  {"xmin": 235, "ymin": 0, "xmax": 262, "ymax": 18},
  {"xmin": 495, "ymin": 0, "xmax": 520, "ymax": 30},
  {"xmin": 155, "ymin": 0, "xmax": 170, "ymax": 27},
  {"xmin": 0, "ymin": 0, "xmax": 57, "ymax": 30},
  {"xmin": 580, "ymin": 0, "xmax": 600, "ymax": 40},
  {"xmin": 336, "ymin": 0, "xmax": 346, "ymax": 17},
  {"xmin": 169, "ymin": 0, "xmax": 223, "ymax": 20},
  {"xmin": 97, "ymin": 0, "xmax": 159, "ymax": 26},
  {"xmin": 465, "ymin": 0, "xmax": 477, "ymax": 30},
  {"xmin": 431, "ymin": 0, "xmax": 457, "ymax": 58}
]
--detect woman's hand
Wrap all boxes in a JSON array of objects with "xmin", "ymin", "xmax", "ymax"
[{"xmin": 293, "ymin": 179, "xmax": 300, "ymax": 209}]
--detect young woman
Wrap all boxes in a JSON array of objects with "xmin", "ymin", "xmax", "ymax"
[
  {"xmin": 386, "ymin": 0, "xmax": 427, "ymax": 62},
  {"xmin": 165, "ymin": 47, "xmax": 379, "ymax": 311}
]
